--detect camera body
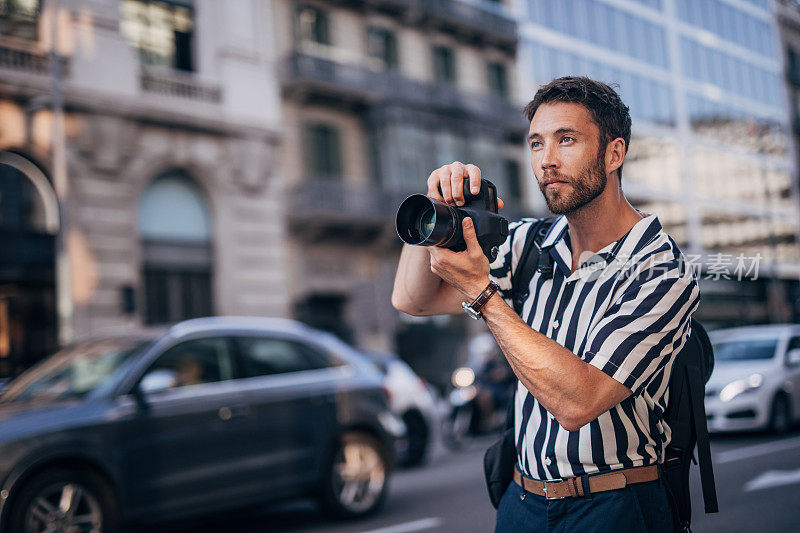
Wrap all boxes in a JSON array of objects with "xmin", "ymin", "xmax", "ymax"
[{"xmin": 396, "ymin": 178, "xmax": 509, "ymax": 262}]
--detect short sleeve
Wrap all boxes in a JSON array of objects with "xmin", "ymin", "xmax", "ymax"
[
  {"xmin": 582, "ymin": 263, "xmax": 700, "ymax": 396},
  {"xmin": 488, "ymin": 219, "xmax": 532, "ymax": 308}
]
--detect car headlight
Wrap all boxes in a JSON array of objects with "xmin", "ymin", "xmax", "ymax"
[{"xmin": 719, "ymin": 374, "xmax": 763, "ymax": 402}]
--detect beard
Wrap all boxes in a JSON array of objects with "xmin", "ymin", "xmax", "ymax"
[{"xmin": 538, "ymin": 150, "xmax": 607, "ymax": 215}]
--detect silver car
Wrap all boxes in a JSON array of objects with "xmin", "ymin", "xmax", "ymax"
[{"xmin": 705, "ymin": 324, "xmax": 800, "ymax": 433}]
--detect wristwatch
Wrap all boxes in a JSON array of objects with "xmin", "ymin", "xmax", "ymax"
[{"xmin": 462, "ymin": 280, "xmax": 500, "ymax": 320}]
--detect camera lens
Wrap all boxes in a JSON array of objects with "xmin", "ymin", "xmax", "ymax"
[
  {"xmin": 396, "ymin": 194, "xmax": 462, "ymax": 248},
  {"xmin": 417, "ymin": 207, "xmax": 436, "ymax": 239}
]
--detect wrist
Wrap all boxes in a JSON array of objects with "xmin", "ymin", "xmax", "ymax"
[{"xmin": 461, "ymin": 279, "xmax": 500, "ymax": 320}]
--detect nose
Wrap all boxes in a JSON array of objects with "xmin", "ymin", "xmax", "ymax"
[{"xmin": 540, "ymin": 142, "xmax": 559, "ymax": 171}]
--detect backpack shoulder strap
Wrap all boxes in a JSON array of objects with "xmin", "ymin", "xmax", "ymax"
[
  {"xmin": 511, "ymin": 217, "xmax": 557, "ymax": 316},
  {"xmin": 686, "ymin": 362, "xmax": 719, "ymax": 513}
]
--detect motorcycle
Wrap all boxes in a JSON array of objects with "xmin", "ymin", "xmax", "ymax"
[{"xmin": 441, "ymin": 365, "xmax": 512, "ymax": 450}]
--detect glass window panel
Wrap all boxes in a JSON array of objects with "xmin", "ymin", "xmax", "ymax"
[
  {"xmin": 574, "ymin": 0, "xmax": 590, "ymax": 41},
  {"xmin": 120, "ymin": 0, "xmax": 195, "ymax": 71},
  {"xmin": 296, "ymin": 5, "xmax": 329, "ymax": 46},
  {"xmin": 487, "ymin": 61, "xmax": 508, "ymax": 97},
  {"xmin": 367, "ymin": 26, "xmax": 398, "ymax": 70},
  {"xmin": 433, "ymin": 45, "xmax": 456, "ymax": 84},
  {"xmin": 146, "ymin": 338, "xmax": 234, "ymax": 388},
  {"xmin": 236, "ymin": 337, "xmax": 335, "ymax": 377},
  {"xmin": 304, "ymin": 123, "xmax": 342, "ymax": 180}
]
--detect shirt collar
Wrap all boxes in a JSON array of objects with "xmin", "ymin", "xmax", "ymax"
[{"xmin": 540, "ymin": 214, "xmax": 663, "ymax": 278}]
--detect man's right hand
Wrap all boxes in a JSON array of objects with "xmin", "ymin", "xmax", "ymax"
[{"xmin": 427, "ymin": 161, "xmax": 504, "ymax": 210}]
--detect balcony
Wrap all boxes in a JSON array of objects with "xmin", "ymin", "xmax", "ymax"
[
  {"xmin": 281, "ymin": 52, "xmax": 527, "ymax": 136},
  {"xmin": 287, "ymin": 180, "xmax": 396, "ymax": 243},
  {"xmin": 287, "ymin": 180, "xmax": 532, "ymax": 244},
  {"xmin": 140, "ymin": 66, "xmax": 222, "ymax": 104},
  {"xmin": 329, "ymin": 0, "xmax": 516, "ymax": 52},
  {"xmin": 0, "ymin": 38, "xmax": 69, "ymax": 78},
  {"xmin": 421, "ymin": 0, "xmax": 517, "ymax": 53}
]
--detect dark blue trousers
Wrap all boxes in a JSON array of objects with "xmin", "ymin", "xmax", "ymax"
[{"xmin": 495, "ymin": 477, "xmax": 673, "ymax": 532}]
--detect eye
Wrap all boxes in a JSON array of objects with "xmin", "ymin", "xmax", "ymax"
[
  {"xmin": 561, "ymin": 136, "xmax": 575, "ymax": 143},
  {"xmin": 530, "ymin": 140, "xmax": 542, "ymax": 149}
]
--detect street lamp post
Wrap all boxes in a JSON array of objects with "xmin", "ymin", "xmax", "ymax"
[{"xmin": 47, "ymin": 0, "xmax": 73, "ymax": 344}]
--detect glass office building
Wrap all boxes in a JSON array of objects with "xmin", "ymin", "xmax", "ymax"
[{"xmin": 517, "ymin": 0, "xmax": 800, "ymax": 326}]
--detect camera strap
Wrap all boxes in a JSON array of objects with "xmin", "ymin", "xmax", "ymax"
[{"xmin": 511, "ymin": 217, "xmax": 558, "ymax": 316}]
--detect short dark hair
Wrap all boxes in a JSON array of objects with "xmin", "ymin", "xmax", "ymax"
[{"xmin": 523, "ymin": 76, "xmax": 632, "ymax": 183}]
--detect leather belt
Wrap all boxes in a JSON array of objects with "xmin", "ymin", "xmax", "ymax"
[{"xmin": 513, "ymin": 464, "xmax": 659, "ymax": 500}]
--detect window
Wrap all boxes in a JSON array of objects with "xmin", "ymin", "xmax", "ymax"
[
  {"xmin": 235, "ymin": 337, "xmax": 336, "ymax": 378},
  {"xmin": 0, "ymin": 0, "xmax": 40, "ymax": 40},
  {"xmin": 296, "ymin": 5, "xmax": 329, "ymax": 45},
  {"xmin": 787, "ymin": 336, "xmax": 800, "ymax": 351},
  {"xmin": 487, "ymin": 61, "xmax": 508, "ymax": 97},
  {"xmin": 432, "ymin": 45, "xmax": 456, "ymax": 84},
  {"xmin": 304, "ymin": 123, "xmax": 342, "ymax": 180},
  {"xmin": 138, "ymin": 171, "xmax": 213, "ymax": 325},
  {"xmin": 145, "ymin": 338, "xmax": 234, "ymax": 389},
  {"xmin": 120, "ymin": 0, "xmax": 195, "ymax": 71},
  {"xmin": 504, "ymin": 160, "xmax": 522, "ymax": 202},
  {"xmin": 712, "ymin": 339, "xmax": 777, "ymax": 361},
  {"xmin": 367, "ymin": 26, "xmax": 398, "ymax": 70}
]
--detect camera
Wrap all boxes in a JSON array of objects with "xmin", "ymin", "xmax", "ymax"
[{"xmin": 395, "ymin": 178, "xmax": 509, "ymax": 262}]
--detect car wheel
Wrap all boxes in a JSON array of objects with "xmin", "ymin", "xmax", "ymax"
[
  {"xmin": 401, "ymin": 411, "xmax": 429, "ymax": 467},
  {"xmin": 8, "ymin": 468, "xmax": 120, "ymax": 533},
  {"xmin": 770, "ymin": 394, "xmax": 792, "ymax": 434},
  {"xmin": 319, "ymin": 432, "xmax": 390, "ymax": 519}
]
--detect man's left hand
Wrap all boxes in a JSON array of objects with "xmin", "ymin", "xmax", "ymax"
[{"xmin": 428, "ymin": 217, "xmax": 490, "ymax": 299}]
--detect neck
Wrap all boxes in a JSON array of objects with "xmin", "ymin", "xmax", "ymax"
[{"xmin": 564, "ymin": 178, "xmax": 644, "ymax": 257}]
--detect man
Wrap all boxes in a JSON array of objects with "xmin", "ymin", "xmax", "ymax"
[{"xmin": 392, "ymin": 76, "xmax": 698, "ymax": 531}]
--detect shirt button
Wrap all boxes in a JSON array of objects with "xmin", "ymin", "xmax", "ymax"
[
  {"xmin": 545, "ymin": 458, "xmax": 552, "ymax": 466},
  {"xmin": 552, "ymin": 320, "xmax": 559, "ymax": 330}
]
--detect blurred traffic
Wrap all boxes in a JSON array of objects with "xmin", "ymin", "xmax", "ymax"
[{"xmin": 2, "ymin": 0, "xmax": 800, "ymax": 531}]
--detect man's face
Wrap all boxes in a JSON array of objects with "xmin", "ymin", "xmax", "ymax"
[{"xmin": 527, "ymin": 102, "xmax": 608, "ymax": 215}]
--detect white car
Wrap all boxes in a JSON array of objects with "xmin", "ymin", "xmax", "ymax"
[
  {"xmin": 361, "ymin": 352, "xmax": 440, "ymax": 466},
  {"xmin": 705, "ymin": 324, "xmax": 800, "ymax": 433}
]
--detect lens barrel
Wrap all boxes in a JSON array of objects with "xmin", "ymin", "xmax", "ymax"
[{"xmin": 396, "ymin": 195, "xmax": 463, "ymax": 248}]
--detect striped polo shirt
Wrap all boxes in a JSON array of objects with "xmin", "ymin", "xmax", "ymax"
[{"xmin": 488, "ymin": 213, "xmax": 700, "ymax": 481}]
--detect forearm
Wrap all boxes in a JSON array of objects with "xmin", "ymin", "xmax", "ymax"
[
  {"xmin": 392, "ymin": 244, "xmax": 460, "ymax": 316},
  {"xmin": 479, "ymin": 291, "xmax": 628, "ymax": 431}
]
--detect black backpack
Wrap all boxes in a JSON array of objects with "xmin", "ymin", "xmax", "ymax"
[{"xmin": 505, "ymin": 217, "xmax": 719, "ymax": 530}]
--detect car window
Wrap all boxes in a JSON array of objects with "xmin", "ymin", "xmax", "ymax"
[
  {"xmin": 713, "ymin": 338, "xmax": 778, "ymax": 361},
  {"xmin": 788, "ymin": 336, "xmax": 800, "ymax": 351},
  {"xmin": 235, "ymin": 337, "xmax": 337, "ymax": 378},
  {"xmin": 144, "ymin": 338, "xmax": 234, "ymax": 390}
]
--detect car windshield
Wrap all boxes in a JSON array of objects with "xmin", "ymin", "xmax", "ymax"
[
  {"xmin": 0, "ymin": 338, "xmax": 149, "ymax": 404},
  {"xmin": 712, "ymin": 338, "xmax": 777, "ymax": 362}
]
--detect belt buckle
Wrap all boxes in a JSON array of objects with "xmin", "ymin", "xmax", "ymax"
[{"xmin": 542, "ymin": 479, "xmax": 568, "ymax": 500}]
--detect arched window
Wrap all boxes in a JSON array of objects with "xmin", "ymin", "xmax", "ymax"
[
  {"xmin": 0, "ymin": 152, "xmax": 59, "ymax": 378},
  {"xmin": 138, "ymin": 171, "xmax": 213, "ymax": 324}
]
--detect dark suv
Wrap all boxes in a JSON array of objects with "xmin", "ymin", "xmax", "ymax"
[{"xmin": 0, "ymin": 317, "xmax": 404, "ymax": 532}]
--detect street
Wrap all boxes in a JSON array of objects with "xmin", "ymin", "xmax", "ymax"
[{"xmin": 160, "ymin": 428, "xmax": 800, "ymax": 533}]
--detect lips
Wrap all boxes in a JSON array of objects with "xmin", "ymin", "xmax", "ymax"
[{"xmin": 543, "ymin": 179, "xmax": 568, "ymax": 188}]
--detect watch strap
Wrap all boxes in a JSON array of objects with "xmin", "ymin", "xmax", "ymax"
[{"xmin": 462, "ymin": 280, "xmax": 500, "ymax": 319}]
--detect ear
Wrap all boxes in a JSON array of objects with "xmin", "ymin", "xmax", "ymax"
[{"xmin": 605, "ymin": 137, "xmax": 626, "ymax": 179}]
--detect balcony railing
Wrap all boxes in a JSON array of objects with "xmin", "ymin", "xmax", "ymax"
[
  {"xmin": 288, "ymin": 181, "xmax": 532, "ymax": 239},
  {"xmin": 140, "ymin": 66, "xmax": 222, "ymax": 104},
  {"xmin": 281, "ymin": 53, "xmax": 527, "ymax": 135},
  {"xmin": 422, "ymin": 0, "xmax": 517, "ymax": 50},
  {"xmin": 288, "ymin": 180, "xmax": 392, "ymax": 222},
  {"xmin": 0, "ymin": 38, "xmax": 69, "ymax": 77},
  {"xmin": 332, "ymin": 0, "xmax": 516, "ymax": 50}
]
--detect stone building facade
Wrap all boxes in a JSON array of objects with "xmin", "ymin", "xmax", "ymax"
[
  {"xmin": 272, "ymin": 0, "xmax": 530, "ymax": 384},
  {"xmin": 0, "ymin": 0, "xmax": 289, "ymax": 376}
]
